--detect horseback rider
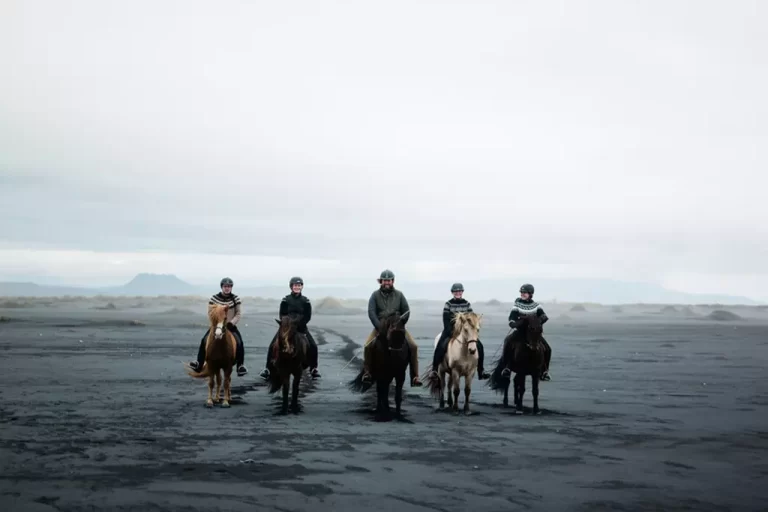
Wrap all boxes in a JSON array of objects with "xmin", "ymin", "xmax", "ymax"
[
  {"xmin": 259, "ymin": 277, "xmax": 321, "ymax": 380},
  {"xmin": 361, "ymin": 269, "xmax": 423, "ymax": 387},
  {"xmin": 188, "ymin": 277, "xmax": 247, "ymax": 377},
  {"xmin": 502, "ymin": 283, "xmax": 552, "ymax": 380},
  {"xmin": 428, "ymin": 282, "xmax": 490, "ymax": 380}
]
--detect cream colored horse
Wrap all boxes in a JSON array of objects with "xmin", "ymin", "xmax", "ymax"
[{"xmin": 431, "ymin": 312, "xmax": 482, "ymax": 414}]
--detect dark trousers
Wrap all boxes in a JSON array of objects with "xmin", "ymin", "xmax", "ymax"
[
  {"xmin": 431, "ymin": 330, "xmax": 486, "ymax": 373},
  {"xmin": 266, "ymin": 329, "xmax": 318, "ymax": 369},
  {"xmin": 196, "ymin": 326, "xmax": 244, "ymax": 367}
]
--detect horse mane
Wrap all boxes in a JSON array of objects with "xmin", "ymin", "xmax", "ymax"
[
  {"xmin": 278, "ymin": 313, "xmax": 302, "ymax": 350},
  {"xmin": 452, "ymin": 311, "xmax": 480, "ymax": 334},
  {"xmin": 378, "ymin": 313, "xmax": 402, "ymax": 335},
  {"xmin": 208, "ymin": 304, "xmax": 227, "ymax": 325}
]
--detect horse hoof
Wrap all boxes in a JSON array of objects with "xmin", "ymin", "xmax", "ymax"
[
  {"xmin": 206, "ymin": 400, "xmax": 213, "ymax": 408},
  {"xmin": 464, "ymin": 409, "xmax": 472, "ymax": 416},
  {"xmin": 533, "ymin": 409, "xmax": 541, "ymax": 415},
  {"xmin": 221, "ymin": 401, "xmax": 230, "ymax": 408}
]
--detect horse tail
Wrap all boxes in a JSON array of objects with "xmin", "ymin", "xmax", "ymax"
[
  {"xmin": 186, "ymin": 363, "xmax": 213, "ymax": 379},
  {"xmin": 487, "ymin": 349, "xmax": 509, "ymax": 393},
  {"xmin": 425, "ymin": 368, "xmax": 442, "ymax": 399},
  {"xmin": 347, "ymin": 368, "xmax": 369, "ymax": 393},
  {"xmin": 266, "ymin": 367, "xmax": 283, "ymax": 394}
]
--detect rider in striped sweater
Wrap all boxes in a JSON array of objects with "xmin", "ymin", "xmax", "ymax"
[{"xmin": 187, "ymin": 277, "xmax": 247, "ymax": 377}]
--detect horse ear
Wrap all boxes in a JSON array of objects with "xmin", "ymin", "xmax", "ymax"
[{"xmin": 275, "ymin": 318, "xmax": 282, "ymax": 325}]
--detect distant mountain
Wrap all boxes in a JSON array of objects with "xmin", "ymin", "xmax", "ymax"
[
  {"xmin": 113, "ymin": 273, "xmax": 199, "ymax": 296},
  {"xmin": 0, "ymin": 273, "xmax": 763, "ymax": 305}
]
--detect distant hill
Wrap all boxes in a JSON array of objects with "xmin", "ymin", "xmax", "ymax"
[
  {"xmin": 114, "ymin": 273, "xmax": 199, "ymax": 296},
  {"xmin": 0, "ymin": 273, "xmax": 763, "ymax": 305}
]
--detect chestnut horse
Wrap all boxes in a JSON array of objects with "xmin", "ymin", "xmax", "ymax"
[{"xmin": 186, "ymin": 303, "xmax": 237, "ymax": 408}]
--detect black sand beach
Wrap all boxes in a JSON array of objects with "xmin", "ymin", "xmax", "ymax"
[{"xmin": 1, "ymin": 300, "xmax": 767, "ymax": 511}]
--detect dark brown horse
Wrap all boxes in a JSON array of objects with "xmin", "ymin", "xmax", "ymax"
[
  {"xmin": 488, "ymin": 314, "xmax": 546, "ymax": 414},
  {"xmin": 267, "ymin": 313, "xmax": 308, "ymax": 414},
  {"xmin": 349, "ymin": 311, "xmax": 411, "ymax": 420}
]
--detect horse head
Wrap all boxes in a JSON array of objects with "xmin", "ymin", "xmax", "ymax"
[
  {"xmin": 380, "ymin": 311, "xmax": 408, "ymax": 352},
  {"xmin": 209, "ymin": 304, "xmax": 229, "ymax": 340},
  {"xmin": 522, "ymin": 314, "xmax": 544, "ymax": 350},
  {"xmin": 453, "ymin": 312, "xmax": 482, "ymax": 355},
  {"xmin": 276, "ymin": 313, "xmax": 303, "ymax": 355}
]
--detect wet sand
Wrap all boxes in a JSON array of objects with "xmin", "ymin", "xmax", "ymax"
[{"xmin": 1, "ymin": 302, "xmax": 767, "ymax": 511}]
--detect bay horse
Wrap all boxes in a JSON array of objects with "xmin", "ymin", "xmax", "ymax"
[
  {"xmin": 488, "ymin": 314, "xmax": 546, "ymax": 414},
  {"xmin": 348, "ymin": 311, "xmax": 411, "ymax": 420},
  {"xmin": 267, "ymin": 313, "xmax": 308, "ymax": 414},
  {"xmin": 185, "ymin": 303, "xmax": 237, "ymax": 408},
  {"xmin": 426, "ymin": 312, "xmax": 482, "ymax": 415}
]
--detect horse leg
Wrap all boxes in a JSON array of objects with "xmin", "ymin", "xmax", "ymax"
[
  {"xmin": 451, "ymin": 370, "xmax": 460, "ymax": 415},
  {"xmin": 446, "ymin": 370, "xmax": 454, "ymax": 408},
  {"xmin": 375, "ymin": 379, "xmax": 390, "ymax": 421},
  {"xmin": 514, "ymin": 374, "xmax": 525, "ymax": 413},
  {"xmin": 221, "ymin": 367, "xmax": 232, "ymax": 408},
  {"xmin": 438, "ymin": 368, "xmax": 445, "ymax": 409},
  {"xmin": 532, "ymin": 373, "xmax": 540, "ymax": 415},
  {"xmin": 206, "ymin": 375, "xmax": 214, "ymax": 408},
  {"xmin": 503, "ymin": 379, "xmax": 509, "ymax": 408},
  {"xmin": 464, "ymin": 372, "xmax": 473, "ymax": 416},
  {"xmin": 281, "ymin": 374, "xmax": 290, "ymax": 414},
  {"xmin": 395, "ymin": 371, "xmax": 405, "ymax": 418},
  {"xmin": 213, "ymin": 370, "xmax": 222, "ymax": 404},
  {"xmin": 290, "ymin": 369, "xmax": 301, "ymax": 413}
]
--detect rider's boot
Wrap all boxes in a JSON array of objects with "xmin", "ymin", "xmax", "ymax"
[{"xmin": 310, "ymin": 367, "xmax": 321, "ymax": 379}]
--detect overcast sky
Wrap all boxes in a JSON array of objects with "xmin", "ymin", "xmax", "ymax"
[{"xmin": 0, "ymin": 1, "xmax": 765, "ymax": 299}]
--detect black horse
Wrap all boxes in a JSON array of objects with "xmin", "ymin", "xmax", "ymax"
[
  {"xmin": 267, "ymin": 313, "xmax": 308, "ymax": 414},
  {"xmin": 488, "ymin": 314, "xmax": 546, "ymax": 414},
  {"xmin": 349, "ymin": 311, "xmax": 411, "ymax": 421}
]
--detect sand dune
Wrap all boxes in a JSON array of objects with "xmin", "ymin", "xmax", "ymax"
[{"xmin": 705, "ymin": 310, "xmax": 743, "ymax": 321}]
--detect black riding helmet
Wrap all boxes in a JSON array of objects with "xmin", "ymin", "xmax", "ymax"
[
  {"xmin": 379, "ymin": 269, "xmax": 395, "ymax": 281},
  {"xmin": 519, "ymin": 283, "xmax": 534, "ymax": 296},
  {"xmin": 451, "ymin": 282, "xmax": 464, "ymax": 292},
  {"xmin": 289, "ymin": 276, "xmax": 304, "ymax": 288},
  {"xmin": 220, "ymin": 277, "xmax": 234, "ymax": 287}
]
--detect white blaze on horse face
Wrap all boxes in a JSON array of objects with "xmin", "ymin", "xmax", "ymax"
[{"xmin": 215, "ymin": 322, "xmax": 224, "ymax": 339}]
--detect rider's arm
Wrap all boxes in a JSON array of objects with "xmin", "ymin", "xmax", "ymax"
[
  {"xmin": 279, "ymin": 297, "xmax": 288, "ymax": 318},
  {"xmin": 399, "ymin": 294, "xmax": 411, "ymax": 325},
  {"xmin": 368, "ymin": 293, "xmax": 381, "ymax": 330},
  {"xmin": 230, "ymin": 296, "xmax": 242, "ymax": 325},
  {"xmin": 303, "ymin": 298, "xmax": 312, "ymax": 326},
  {"xmin": 537, "ymin": 307, "xmax": 548, "ymax": 324},
  {"xmin": 442, "ymin": 301, "xmax": 452, "ymax": 331},
  {"xmin": 508, "ymin": 308, "xmax": 520, "ymax": 327}
]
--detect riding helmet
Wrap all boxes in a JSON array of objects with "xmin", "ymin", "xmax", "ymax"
[
  {"xmin": 289, "ymin": 276, "xmax": 304, "ymax": 288},
  {"xmin": 220, "ymin": 277, "xmax": 234, "ymax": 287},
  {"xmin": 451, "ymin": 283, "xmax": 464, "ymax": 292},
  {"xmin": 379, "ymin": 269, "xmax": 395, "ymax": 280},
  {"xmin": 519, "ymin": 283, "xmax": 535, "ymax": 295}
]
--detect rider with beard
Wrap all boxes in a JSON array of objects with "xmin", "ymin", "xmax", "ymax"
[
  {"xmin": 259, "ymin": 277, "xmax": 321, "ymax": 380},
  {"xmin": 188, "ymin": 277, "xmax": 247, "ymax": 377},
  {"xmin": 428, "ymin": 282, "xmax": 490, "ymax": 380},
  {"xmin": 361, "ymin": 269, "xmax": 423, "ymax": 387},
  {"xmin": 502, "ymin": 283, "xmax": 552, "ymax": 381}
]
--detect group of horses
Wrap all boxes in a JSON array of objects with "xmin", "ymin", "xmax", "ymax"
[{"xmin": 187, "ymin": 303, "xmax": 548, "ymax": 418}]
